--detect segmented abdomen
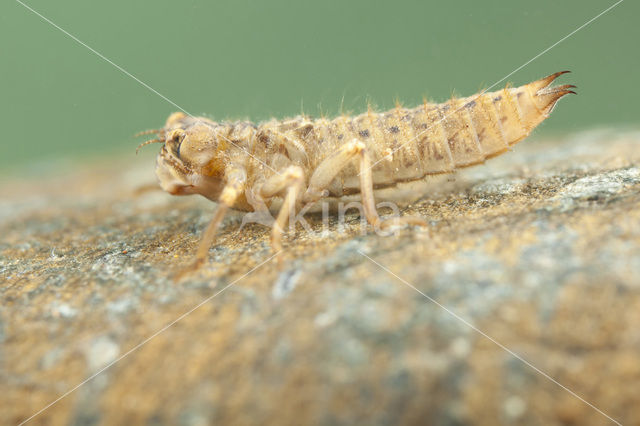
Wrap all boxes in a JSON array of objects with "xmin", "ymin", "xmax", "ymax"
[
  {"xmin": 303, "ymin": 72, "xmax": 574, "ymax": 186},
  {"xmin": 259, "ymin": 72, "xmax": 574, "ymax": 194}
]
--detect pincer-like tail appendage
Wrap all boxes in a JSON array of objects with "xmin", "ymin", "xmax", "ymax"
[{"xmin": 527, "ymin": 70, "xmax": 577, "ymax": 116}]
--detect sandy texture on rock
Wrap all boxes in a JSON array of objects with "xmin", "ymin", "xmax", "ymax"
[{"xmin": 1, "ymin": 130, "xmax": 639, "ymax": 425}]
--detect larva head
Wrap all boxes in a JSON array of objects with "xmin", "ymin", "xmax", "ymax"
[{"xmin": 153, "ymin": 112, "xmax": 228, "ymax": 201}]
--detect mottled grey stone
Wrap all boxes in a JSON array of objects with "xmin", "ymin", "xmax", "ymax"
[{"xmin": 1, "ymin": 130, "xmax": 639, "ymax": 425}]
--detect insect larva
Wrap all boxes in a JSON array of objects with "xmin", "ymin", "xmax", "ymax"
[{"xmin": 137, "ymin": 71, "xmax": 575, "ymax": 274}]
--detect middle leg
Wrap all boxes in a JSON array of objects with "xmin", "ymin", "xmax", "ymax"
[{"xmin": 255, "ymin": 166, "xmax": 306, "ymax": 253}]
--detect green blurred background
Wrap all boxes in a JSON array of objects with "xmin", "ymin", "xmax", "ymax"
[{"xmin": 1, "ymin": 0, "xmax": 637, "ymax": 175}]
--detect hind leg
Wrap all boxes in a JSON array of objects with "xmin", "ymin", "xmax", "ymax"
[
  {"xmin": 304, "ymin": 139, "xmax": 427, "ymax": 229},
  {"xmin": 303, "ymin": 140, "xmax": 363, "ymax": 203},
  {"xmin": 356, "ymin": 143, "xmax": 428, "ymax": 230}
]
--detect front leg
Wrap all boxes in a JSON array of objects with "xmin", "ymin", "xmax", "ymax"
[{"xmin": 176, "ymin": 167, "xmax": 246, "ymax": 279}]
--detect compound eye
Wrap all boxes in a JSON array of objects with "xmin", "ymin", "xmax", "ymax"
[
  {"xmin": 175, "ymin": 136, "xmax": 183, "ymax": 159},
  {"xmin": 168, "ymin": 129, "xmax": 186, "ymax": 159}
]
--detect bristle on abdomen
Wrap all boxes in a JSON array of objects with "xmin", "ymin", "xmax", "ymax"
[{"xmin": 255, "ymin": 71, "xmax": 575, "ymax": 188}]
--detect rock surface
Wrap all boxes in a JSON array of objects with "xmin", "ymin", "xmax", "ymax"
[{"xmin": 1, "ymin": 130, "xmax": 639, "ymax": 425}]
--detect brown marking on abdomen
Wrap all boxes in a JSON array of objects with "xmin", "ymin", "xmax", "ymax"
[
  {"xmin": 440, "ymin": 99, "xmax": 484, "ymax": 167},
  {"xmin": 492, "ymin": 88, "xmax": 527, "ymax": 145},
  {"xmin": 413, "ymin": 103, "xmax": 455, "ymax": 174},
  {"xmin": 466, "ymin": 93, "xmax": 509, "ymax": 157}
]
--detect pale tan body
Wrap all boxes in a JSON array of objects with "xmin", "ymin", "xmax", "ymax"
[{"xmin": 139, "ymin": 71, "xmax": 574, "ymax": 274}]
